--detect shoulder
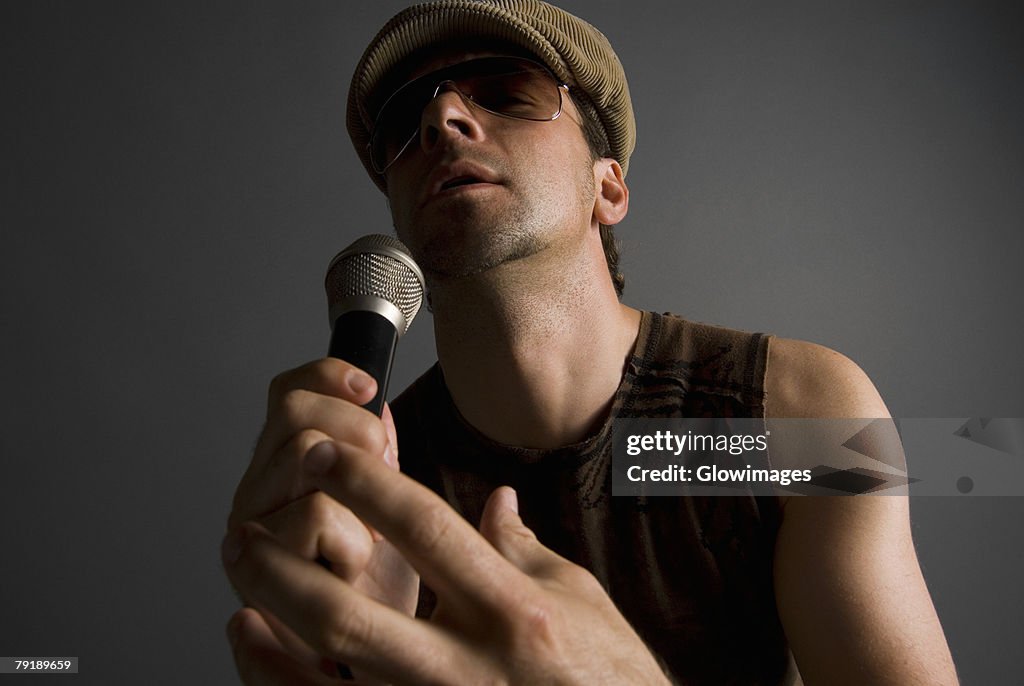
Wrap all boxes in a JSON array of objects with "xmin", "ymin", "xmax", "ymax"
[
  {"xmin": 765, "ymin": 337, "xmax": 890, "ymax": 420},
  {"xmin": 764, "ymin": 338, "xmax": 892, "ymax": 509}
]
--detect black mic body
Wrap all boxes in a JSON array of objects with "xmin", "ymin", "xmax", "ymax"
[
  {"xmin": 324, "ymin": 234, "xmax": 425, "ymax": 417},
  {"xmin": 328, "ymin": 310, "xmax": 398, "ymax": 416}
]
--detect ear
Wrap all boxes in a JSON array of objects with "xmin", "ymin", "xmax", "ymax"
[{"xmin": 593, "ymin": 159, "xmax": 629, "ymax": 226}]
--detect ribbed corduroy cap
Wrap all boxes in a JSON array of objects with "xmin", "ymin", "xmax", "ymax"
[{"xmin": 347, "ymin": 0, "xmax": 635, "ymax": 192}]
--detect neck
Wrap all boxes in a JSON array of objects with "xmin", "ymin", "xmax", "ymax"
[{"xmin": 427, "ymin": 231, "xmax": 641, "ymax": 449}]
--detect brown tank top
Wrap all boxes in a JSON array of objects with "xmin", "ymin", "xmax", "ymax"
[{"xmin": 392, "ymin": 311, "xmax": 799, "ymax": 685}]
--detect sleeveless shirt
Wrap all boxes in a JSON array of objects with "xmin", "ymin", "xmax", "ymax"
[{"xmin": 391, "ymin": 311, "xmax": 800, "ymax": 685}]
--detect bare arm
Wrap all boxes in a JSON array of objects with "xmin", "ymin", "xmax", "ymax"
[{"xmin": 766, "ymin": 338, "xmax": 959, "ymax": 685}]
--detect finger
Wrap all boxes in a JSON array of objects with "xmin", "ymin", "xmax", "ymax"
[
  {"xmin": 234, "ymin": 418, "xmax": 393, "ymax": 531},
  {"xmin": 232, "ymin": 359, "xmax": 391, "ymax": 531},
  {"xmin": 231, "ymin": 429, "xmax": 331, "ymax": 529},
  {"xmin": 303, "ymin": 441, "xmax": 523, "ymax": 610},
  {"xmin": 269, "ymin": 358, "xmax": 379, "ymax": 412},
  {"xmin": 251, "ymin": 358, "xmax": 382, "ymax": 472},
  {"xmin": 478, "ymin": 487, "xmax": 566, "ymax": 580},
  {"xmin": 258, "ymin": 490, "xmax": 375, "ymax": 580},
  {"xmin": 223, "ymin": 522, "xmax": 476, "ymax": 684},
  {"xmin": 255, "ymin": 385, "xmax": 387, "ymax": 477},
  {"xmin": 240, "ymin": 608, "xmax": 390, "ymax": 686},
  {"xmin": 477, "ymin": 487, "xmax": 551, "ymax": 575},
  {"xmin": 228, "ymin": 607, "xmax": 338, "ymax": 685},
  {"xmin": 256, "ymin": 605, "xmax": 331, "ymax": 675},
  {"xmin": 478, "ymin": 488, "xmax": 596, "ymax": 591}
]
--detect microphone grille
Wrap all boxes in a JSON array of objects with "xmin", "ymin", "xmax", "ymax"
[{"xmin": 324, "ymin": 234, "xmax": 425, "ymax": 335}]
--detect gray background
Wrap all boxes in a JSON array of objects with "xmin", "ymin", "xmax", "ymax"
[{"xmin": 2, "ymin": 1, "xmax": 1021, "ymax": 683}]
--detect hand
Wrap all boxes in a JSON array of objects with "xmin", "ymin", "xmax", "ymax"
[
  {"xmin": 222, "ymin": 433, "xmax": 671, "ymax": 685},
  {"xmin": 225, "ymin": 358, "xmax": 419, "ymax": 682}
]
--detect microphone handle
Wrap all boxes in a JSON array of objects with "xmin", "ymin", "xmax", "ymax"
[{"xmin": 327, "ymin": 310, "xmax": 398, "ymax": 418}]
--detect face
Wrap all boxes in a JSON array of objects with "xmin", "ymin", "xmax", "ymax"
[{"xmin": 379, "ymin": 48, "xmax": 599, "ymax": 282}]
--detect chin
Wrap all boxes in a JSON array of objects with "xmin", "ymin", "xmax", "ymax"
[{"xmin": 417, "ymin": 229, "xmax": 547, "ymax": 281}]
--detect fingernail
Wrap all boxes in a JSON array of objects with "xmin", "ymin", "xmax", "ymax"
[
  {"xmin": 305, "ymin": 441, "xmax": 338, "ymax": 476},
  {"xmin": 384, "ymin": 442, "xmax": 397, "ymax": 469},
  {"xmin": 346, "ymin": 369, "xmax": 375, "ymax": 395},
  {"xmin": 222, "ymin": 530, "xmax": 244, "ymax": 565},
  {"xmin": 507, "ymin": 488, "xmax": 519, "ymax": 515}
]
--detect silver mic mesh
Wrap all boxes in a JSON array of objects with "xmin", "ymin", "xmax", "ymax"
[{"xmin": 324, "ymin": 234, "xmax": 425, "ymax": 336}]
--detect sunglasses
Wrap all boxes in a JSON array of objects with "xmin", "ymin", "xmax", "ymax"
[{"xmin": 368, "ymin": 56, "xmax": 569, "ymax": 173}]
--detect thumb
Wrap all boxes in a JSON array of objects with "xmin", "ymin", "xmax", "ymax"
[{"xmin": 478, "ymin": 486, "xmax": 554, "ymax": 576}]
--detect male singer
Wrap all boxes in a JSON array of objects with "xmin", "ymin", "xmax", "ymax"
[{"xmin": 222, "ymin": 1, "xmax": 958, "ymax": 683}]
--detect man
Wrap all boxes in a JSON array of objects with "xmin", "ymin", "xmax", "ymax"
[{"xmin": 222, "ymin": 1, "xmax": 959, "ymax": 683}]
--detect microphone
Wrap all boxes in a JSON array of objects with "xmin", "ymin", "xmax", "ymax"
[
  {"xmin": 323, "ymin": 234, "xmax": 425, "ymax": 681},
  {"xmin": 324, "ymin": 234, "xmax": 425, "ymax": 417}
]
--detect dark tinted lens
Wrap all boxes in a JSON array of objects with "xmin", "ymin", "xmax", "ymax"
[
  {"xmin": 369, "ymin": 78, "xmax": 436, "ymax": 172},
  {"xmin": 368, "ymin": 57, "xmax": 561, "ymax": 173},
  {"xmin": 460, "ymin": 67, "xmax": 561, "ymax": 119}
]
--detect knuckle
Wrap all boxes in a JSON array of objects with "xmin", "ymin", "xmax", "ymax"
[
  {"xmin": 302, "ymin": 491, "xmax": 337, "ymax": 530},
  {"xmin": 231, "ymin": 430, "xmax": 328, "ymax": 529},
  {"xmin": 501, "ymin": 594, "xmax": 559, "ymax": 656},
  {"xmin": 266, "ymin": 368, "xmax": 295, "ymax": 406},
  {"xmin": 356, "ymin": 418, "xmax": 389, "ymax": 456},
  {"xmin": 523, "ymin": 600, "xmax": 556, "ymax": 641},
  {"xmin": 269, "ymin": 429, "xmax": 329, "ymax": 474},
  {"xmin": 296, "ymin": 493, "xmax": 373, "ymax": 575},
  {"xmin": 558, "ymin": 563, "xmax": 605, "ymax": 597},
  {"xmin": 277, "ymin": 388, "xmax": 314, "ymax": 427}
]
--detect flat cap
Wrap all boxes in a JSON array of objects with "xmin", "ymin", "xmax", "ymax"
[{"xmin": 346, "ymin": 0, "xmax": 635, "ymax": 192}]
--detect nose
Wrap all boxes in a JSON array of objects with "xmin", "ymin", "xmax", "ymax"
[{"xmin": 418, "ymin": 82, "xmax": 486, "ymax": 155}]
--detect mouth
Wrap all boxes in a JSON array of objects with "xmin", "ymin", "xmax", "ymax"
[
  {"xmin": 423, "ymin": 161, "xmax": 501, "ymax": 204},
  {"xmin": 439, "ymin": 175, "xmax": 485, "ymax": 191}
]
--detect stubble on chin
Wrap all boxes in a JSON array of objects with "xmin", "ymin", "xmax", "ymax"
[{"xmin": 395, "ymin": 188, "xmax": 549, "ymax": 282}]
